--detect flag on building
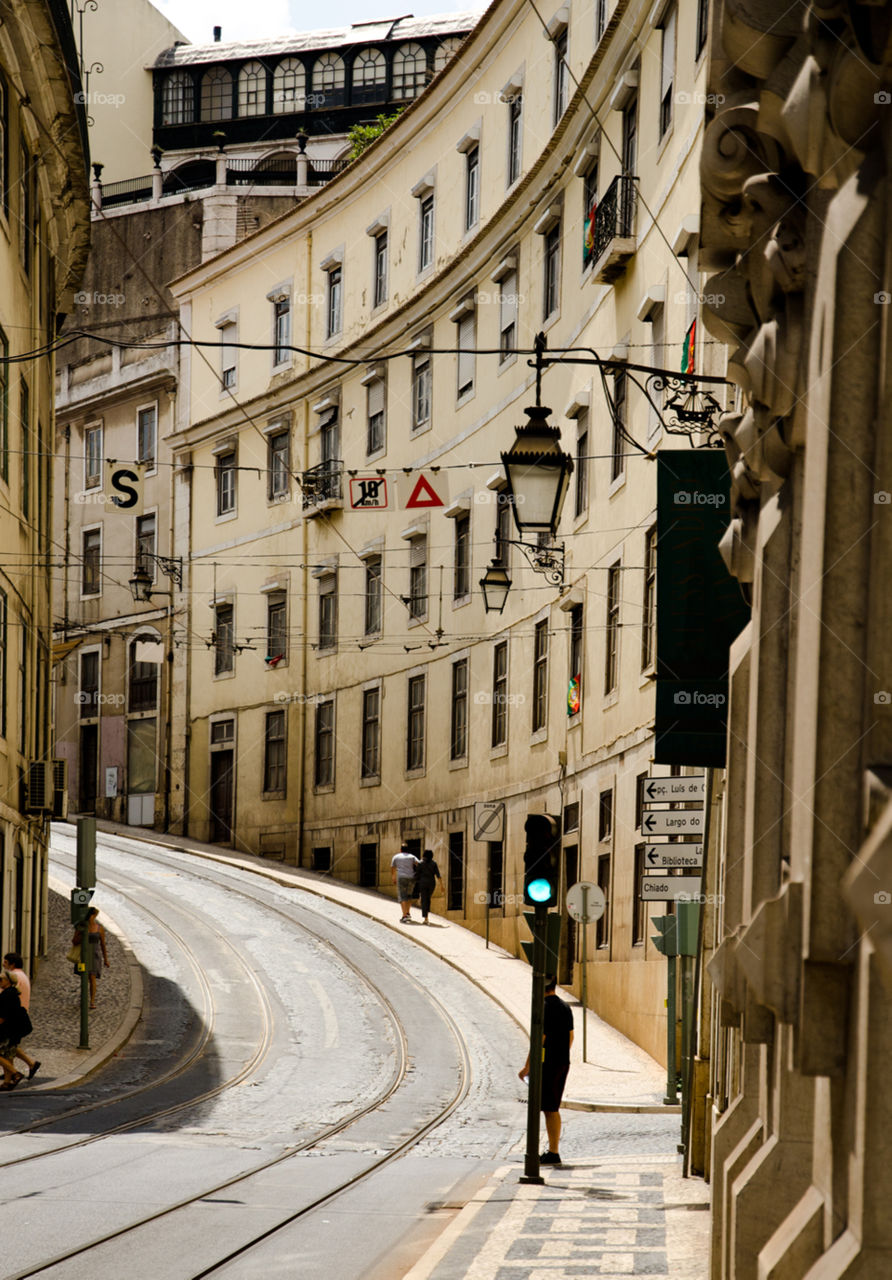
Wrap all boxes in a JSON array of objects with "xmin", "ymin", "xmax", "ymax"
[
  {"xmin": 567, "ymin": 674, "xmax": 581, "ymax": 715},
  {"xmin": 681, "ymin": 319, "xmax": 696, "ymax": 374}
]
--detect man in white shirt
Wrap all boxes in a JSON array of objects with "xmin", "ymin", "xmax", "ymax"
[{"xmin": 390, "ymin": 844, "xmax": 420, "ymax": 923}]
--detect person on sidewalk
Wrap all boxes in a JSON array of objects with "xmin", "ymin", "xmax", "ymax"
[
  {"xmin": 0, "ymin": 971, "xmax": 30, "ymax": 1090},
  {"xmin": 518, "ymin": 975, "xmax": 574, "ymax": 1164},
  {"xmin": 391, "ymin": 843, "xmax": 420, "ymax": 923},
  {"xmin": 72, "ymin": 907, "xmax": 109, "ymax": 1008},
  {"xmin": 415, "ymin": 849, "xmax": 443, "ymax": 924},
  {"xmin": 2, "ymin": 954, "xmax": 39, "ymax": 1080}
]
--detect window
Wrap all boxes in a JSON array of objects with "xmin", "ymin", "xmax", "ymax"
[
  {"xmin": 494, "ymin": 491, "xmax": 512, "ymax": 567},
  {"xmin": 599, "ymin": 789, "xmax": 613, "ymax": 840},
  {"xmin": 492, "ymin": 640, "xmax": 508, "ymax": 747},
  {"xmin": 605, "ymin": 563, "xmax": 620, "ymax": 693},
  {"xmin": 312, "ymin": 51, "xmax": 346, "ymax": 102},
  {"xmin": 544, "ymin": 222, "xmax": 561, "ymax": 319},
  {"xmin": 419, "ymin": 194, "xmax": 434, "ymax": 271},
  {"xmin": 239, "ymin": 61, "xmax": 267, "ymax": 116},
  {"xmin": 696, "ymin": 0, "xmax": 709, "ymax": 57},
  {"xmin": 465, "ymin": 146, "xmax": 480, "ymax": 230},
  {"xmin": 353, "ymin": 47, "xmax": 386, "ymax": 95},
  {"xmin": 267, "ymin": 593, "xmax": 287, "ymax": 663},
  {"xmin": 451, "ymin": 658, "xmax": 468, "ymax": 759},
  {"xmin": 575, "ymin": 412, "xmax": 589, "ymax": 516},
  {"xmin": 82, "ymin": 528, "xmax": 100, "ymax": 596},
  {"xmin": 583, "ymin": 161, "xmax": 598, "ymax": 269},
  {"xmin": 488, "ymin": 840, "xmax": 505, "ymax": 908},
  {"xmin": 373, "ymin": 231, "xmax": 388, "ymax": 308},
  {"xmin": 456, "ymin": 304, "xmax": 476, "ymax": 399},
  {"xmin": 137, "ymin": 405, "xmax": 157, "ymax": 470},
  {"xmin": 596, "ymin": 0, "xmax": 607, "ymax": 40},
  {"xmin": 553, "ymin": 28, "xmax": 569, "ymax": 126},
  {"xmin": 448, "ymin": 831, "xmax": 465, "ymax": 911},
  {"xmin": 635, "ymin": 769, "xmax": 650, "ymax": 829},
  {"xmin": 597, "ymin": 853, "xmax": 611, "ymax": 947},
  {"xmin": 569, "ymin": 604, "xmax": 583, "ymax": 707},
  {"xmin": 367, "ymin": 377, "xmax": 386, "ymax": 455},
  {"xmin": 632, "ymin": 845, "xmax": 647, "ymax": 944},
  {"xmin": 268, "ymin": 428, "xmax": 290, "ymax": 500},
  {"xmin": 318, "ymin": 572, "xmax": 337, "ymax": 651},
  {"xmin": 84, "ymin": 424, "xmax": 102, "ymax": 489},
  {"xmin": 611, "ymin": 370, "xmax": 626, "ymax": 482},
  {"xmin": 507, "ymin": 93, "xmax": 522, "ymax": 185},
  {"xmin": 135, "ymin": 513, "xmax": 156, "ymax": 578},
  {"xmin": 20, "ymin": 378, "xmax": 29, "ymax": 517},
  {"xmin": 326, "ymin": 265, "xmax": 342, "ymax": 338},
  {"xmin": 622, "ymin": 94, "xmax": 638, "ymax": 176},
  {"xmin": 214, "ymin": 603, "xmax": 234, "ymax": 675},
  {"xmin": 393, "ymin": 42, "xmax": 427, "ymax": 99},
  {"xmin": 129, "ymin": 638, "xmax": 158, "ymax": 712},
  {"xmin": 454, "ymin": 512, "xmax": 470, "ymax": 599},
  {"xmin": 314, "ymin": 699, "xmax": 334, "ymax": 787},
  {"xmin": 19, "ymin": 142, "xmax": 32, "ymax": 274},
  {"xmin": 273, "ymin": 58, "xmax": 305, "ymax": 112},
  {"xmin": 434, "ymin": 38, "xmax": 462, "ymax": 74},
  {"xmin": 499, "ymin": 266, "xmax": 518, "ymax": 361},
  {"xmin": 361, "ymin": 686, "xmax": 381, "ymax": 778},
  {"xmin": 217, "ymin": 448, "xmax": 236, "ymax": 515},
  {"xmin": 263, "ymin": 709, "xmax": 286, "ymax": 792},
  {"xmin": 407, "ymin": 673, "xmax": 426, "ymax": 770},
  {"xmin": 0, "ymin": 327, "xmax": 7, "ymax": 483},
  {"xmin": 412, "ymin": 345, "xmax": 432, "ymax": 430},
  {"xmin": 321, "ymin": 408, "xmax": 340, "ymax": 474},
  {"xmin": 0, "ymin": 591, "xmax": 5, "ymax": 738},
  {"xmin": 273, "ymin": 297, "xmax": 291, "ymax": 365},
  {"xmin": 642, "ymin": 525, "xmax": 657, "ymax": 670},
  {"xmin": 533, "ymin": 619, "xmax": 548, "ymax": 732},
  {"xmin": 659, "ymin": 7, "xmax": 677, "ymax": 138},
  {"xmin": 162, "ymin": 70, "xmax": 194, "ymax": 124},
  {"xmin": 201, "ymin": 66, "xmax": 233, "ymax": 121},
  {"xmin": 220, "ymin": 321, "xmax": 237, "ymax": 389},
  {"xmin": 409, "ymin": 534, "xmax": 427, "ymax": 620},
  {"xmin": 80, "ymin": 650, "xmax": 99, "ymax": 717},
  {"xmin": 364, "ymin": 556, "xmax": 382, "ymax": 636}
]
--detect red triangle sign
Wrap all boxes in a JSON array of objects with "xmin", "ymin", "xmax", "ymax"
[{"xmin": 405, "ymin": 475, "xmax": 444, "ymax": 508}]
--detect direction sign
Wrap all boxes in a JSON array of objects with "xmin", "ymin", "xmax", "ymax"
[
  {"xmin": 474, "ymin": 800, "xmax": 505, "ymax": 842},
  {"xmin": 644, "ymin": 844, "xmax": 703, "ymax": 869},
  {"xmin": 641, "ymin": 809, "xmax": 704, "ymax": 837},
  {"xmin": 640, "ymin": 875, "xmax": 703, "ymax": 902},
  {"xmin": 643, "ymin": 774, "xmax": 705, "ymax": 802},
  {"xmin": 566, "ymin": 881, "xmax": 605, "ymax": 924}
]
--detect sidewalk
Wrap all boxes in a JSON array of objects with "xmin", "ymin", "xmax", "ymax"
[{"xmin": 28, "ymin": 820, "xmax": 710, "ymax": 1277}]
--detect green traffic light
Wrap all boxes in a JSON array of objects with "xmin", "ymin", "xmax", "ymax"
[{"xmin": 528, "ymin": 878, "xmax": 553, "ymax": 903}]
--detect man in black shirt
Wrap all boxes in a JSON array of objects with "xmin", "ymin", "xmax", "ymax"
[{"xmin": 518, "ymin": 975, "xmax": 574, "ymax": 1164}]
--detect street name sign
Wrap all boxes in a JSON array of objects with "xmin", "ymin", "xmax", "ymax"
[
  {"xmin": 641, "ymin": 809, "xmax": 705, "ymax": 836},
  {"xmin": 640, "ymin": 875, "xmax": 703, "ymax": 901},
  {"xmin": 645, "ymin": 844, "xmax": 704, "ymax": 869},
  {"xmin": 566, "ymin": 881, "xmax": 606, "ymax": 924},
  {"xmin": 643, "ymin": 775, "xmax": 705, "ymax": 802}
]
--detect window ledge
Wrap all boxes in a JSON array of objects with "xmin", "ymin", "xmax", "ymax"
[
  {"xmin": 215, "ymin": 509, "xmax": 238, "ymax": 523},
  {"xmin": 530, "ymin": 726, "xmax": 548, "ymax": 745},
  {"xmin": 448, "ymin": 756, "xmax": 469, "ymax": 771},
  {"xmin": 489, "ymin": 742, "xmax": 509, "ymax": 759},
  {"xmin": 262, "ymin": 790, "xmax": 286, "ymax": 801},
  {"xmin": 360, "ymin": 775, "xmax": 381, "ymax": 788},
  {"xmin": 608, "ymin": 473, "xmax": 626, "ymax": 499},
  {"xmin": 602, "ymin": 689, "xmax": 619, "ymax": 709}
]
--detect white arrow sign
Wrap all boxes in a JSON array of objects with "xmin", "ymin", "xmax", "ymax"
[
  {"xmin": 644, "ymin": 844, "xmax": 703, "ymax": 869},
  {"xmin": 643, "ymin": 775, "xmax": 705, "ymax": 802},
  {"xmin": 640, "ymin": 875, "xmax": 703, "ymax": 901},
  {"xmin": 642, "ymin": 809, "xmax": 705, "ymax": 836}
]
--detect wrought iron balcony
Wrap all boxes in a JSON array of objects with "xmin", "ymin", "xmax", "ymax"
[
  {"xmin": 302, "ymin": 459, "xmax": 343, "ymax": 514},
  {"xmin": 591, "ymin": 174, "xmax": 637, "ymax": 283}
]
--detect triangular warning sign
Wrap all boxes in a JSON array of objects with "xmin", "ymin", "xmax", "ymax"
[{"xmin": 405, "ymin": 475, "xmax": 444, "ymax": 508}]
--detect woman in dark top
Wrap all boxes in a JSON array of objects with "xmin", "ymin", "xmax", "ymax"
[
  {"xmin": 415, "ymin": 848, "xmax": 442, "ymax": 924},
  {"xmin": 0, "ymin": 971, "xmax": 28, "ymax": 1089}
]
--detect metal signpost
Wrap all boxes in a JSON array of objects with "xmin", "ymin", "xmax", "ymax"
[
  {"xmin": 73, "ymin": 818, "xmax": 96, "ymax": 1050},
  {"xmin": 565, "ymin": 881, "xmax": 605, "ymax": 1064}
]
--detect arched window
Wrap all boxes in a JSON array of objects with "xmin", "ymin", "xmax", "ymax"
[
  {"xmin": 200, "ymin": 66, "xmax": 233, "ymax": 121},
  {"xmin": 238, "ymin": 60, "xmax": 267, "ymax": 116},
  {"xmin": 312, "ymin": 51, "xmax": 346, "ymax": 96},
  {"xmin": 273, "ymin": 58, "xmax": 306, "ymax": 113},
  {"xmin": 392, "ymin": 43, "xmax": 427, "ymax": 99},
  {"xmin": 433, "ymin": 38, "xmax": 462, "ymax": 75},
  {"xmin": 162, "ymin": 71, "xmax": 194, "ymax": 125},
  {"xmin": 353, "ymin": 47, "xmax": 386, "ymax": 87}
]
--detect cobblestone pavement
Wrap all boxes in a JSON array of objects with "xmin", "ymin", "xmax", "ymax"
[{"xmin": 16, "ymin": 880, "xmax": 135, "ymax": 1090}]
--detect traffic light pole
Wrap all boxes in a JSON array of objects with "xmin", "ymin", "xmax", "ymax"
[
  {"xmin": 664, "ymin": 951, "xmax": 677, "ymax": 1105},
  {"xmin": 75, "ymin": 818, "xmax": 96, "ymax": 1051},
  {"xmin": 521, "ymin": 901, "xmax": 548, "ymax": 1185}
]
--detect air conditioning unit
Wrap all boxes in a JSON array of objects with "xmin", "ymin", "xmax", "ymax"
[
  {"xmin": 52, "ymin": 759, "xmax": 69, "ymax": 820},
  {"xmin": 24, "ymin": 761, "xmax": 53, "ymax": 813}
]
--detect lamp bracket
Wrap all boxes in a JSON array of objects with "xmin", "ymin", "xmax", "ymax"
[{"xmin": 511, "ymin": 539, "xmax": 565, "ymax": 586}]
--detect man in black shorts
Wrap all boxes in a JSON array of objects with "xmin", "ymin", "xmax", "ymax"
[{"xmin": 518, "ymin": 975, "xmax": 574, "ymax": 1164}]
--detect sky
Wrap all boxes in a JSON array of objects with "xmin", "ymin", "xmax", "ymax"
[{"xmin": 155, "ymin": 0, "xmax": 482, "ymax": 43}]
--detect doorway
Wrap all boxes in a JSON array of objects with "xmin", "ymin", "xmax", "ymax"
[{"xmin": 209, "ymin": 750, "xmax": 234, "ymax": 843}]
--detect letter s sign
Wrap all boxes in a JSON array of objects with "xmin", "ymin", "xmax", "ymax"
[{"xmin": 109, "ymin": 468, "xmax": 139, "ymax": 509}]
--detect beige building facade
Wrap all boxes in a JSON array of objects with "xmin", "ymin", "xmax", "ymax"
[
  {"xmin": 0, "ymin": 1, "xmax": 90, "ymax": 965},
  {"xmin": 697, "ymin": 0, "xmax": 892, "ymax": 1273},
  {"xmin": 169, "ymin": 0, "xmax": 724, "ymax": 1064}
]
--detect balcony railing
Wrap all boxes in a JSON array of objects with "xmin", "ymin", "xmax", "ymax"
[
  {"xmin": 307, "ymin": 157, "xmax": 353, "ymax": 187},
  {"xmin": 226, "ymin": 158, "xmax": 298, "ymax": 186},
  {"xmin": 302, "ymin": 459, "xmax": 343, "ymax": 511},
  {"xmin": 591, "ymin": 174, "xmax": 637, "ymax": 283},
  {"xmin": 100, "ymin": 174, "xmax": 154, "ymax": 208},
  {"xmin": 92, "ymin": 155, "xmax": 352, "ymax": 211}
]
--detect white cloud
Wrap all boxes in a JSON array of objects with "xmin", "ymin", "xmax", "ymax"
[{"xmin": 154, "ymin": 0, "xmax": 295, "ymax": 44}]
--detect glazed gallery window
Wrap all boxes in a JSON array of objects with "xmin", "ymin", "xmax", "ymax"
[
  {"xmin": 201, "ymin": 66, "xmax": 233, "ymax": 121},
  {"xmin": 273, "ymin": 59, "xmax": 305, "ymax": 112},
  {"xmin": 162, "ymin": 71, "xmax": 194, "ymax": 124},
  {"xmin": 238, "ymin": 61, "xmax": 267, "ymax": 117},
  {"xmin": 393, "ymin": 42, "xmax": 427, "ymax": 99},
  {"xmin": 263, "ymin": 709, "xmax": 286, "ymax": 793}
]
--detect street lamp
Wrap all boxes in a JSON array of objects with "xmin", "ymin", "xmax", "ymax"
[
  {"xmin": 479, "ymin": 561, "xmax": 512, "ymax": 614},
  {"xmin": 500, "ymin": 403, "xmax": 574, "ymax": 538},
  {"xmin": 128, "ymin": 555, "xmax": 183, "ymax": 603}
]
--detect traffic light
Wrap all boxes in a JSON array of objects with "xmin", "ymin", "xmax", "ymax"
[
  {"xmin": 651, "ymin": 914, "xmax": 678, "ymax": 956},
  {"xmin": 523, "ymin": 813, "xmax": 561, "ymax": 906}
]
